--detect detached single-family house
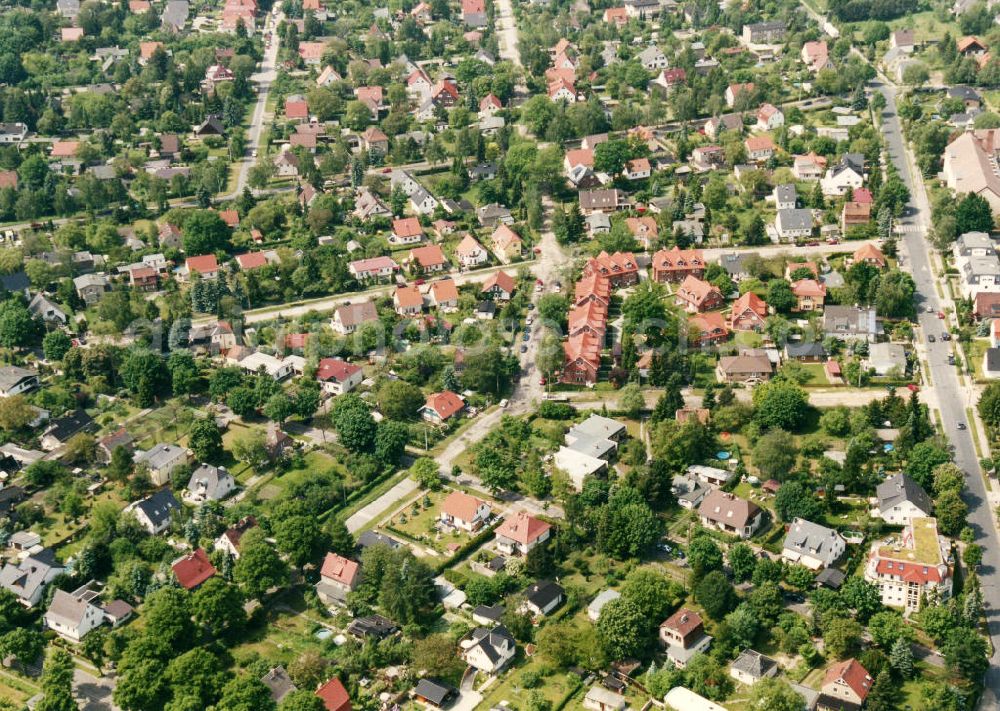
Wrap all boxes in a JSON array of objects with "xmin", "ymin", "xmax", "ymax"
[
  {"xmin": 729, "ymin": 292, "xmax": 767, "ymax": 331},
  {"xmin": 420, "ymin": 391, "xmax": 465, "ymax": 424},
  {"xmin": 73, "ymin": 273, "xmax": 109, "ymax": 305},
  {"xmin": 730, "ymin": 650, "xmax": 779, "ymax": 686},
  {"xmin": 0, "ymin": 549, "xmax": 64, "ymax": 607},
  {"xmin": 316, "ymin": 553, "xmax": 360, "ymax": 605},
  {"xmin": 459, "ymin": 625, "xmax": 516, "ymax": 674},
  {"xmin": 172, "ymin": 548, "xmax": 217, "ymax": 590},
  {"xmin": 874, "ymin": 473, "xmax": 932, "ymax": 525},
  {"xmin": 184, "ymin": 463, "xmax": 236, "ymax": 504},
  {"xmin": 698, "ymin": 490, "xmax": 764, "ymax": 538},
  {"xmin": 332, "ymin": 302, "xmax": 379, "ymax": 335},
  {"xmin": 214, "ymin": 516, "xmax": 257, "ymax": 559},
  {"xmin": 520, "ymin": 580, "xmax": 564, "ymax": 617},
  {"xmin": 781, "ymin": 518, "xmax": 846, "ymax": 570},
  {"xmin": 455, "ymin": 234, "xmax": 489, "ymax": 268},
  {"xmin": 134, "ymin": 443, "xmax": 190, "ymax": 486},
  {"xmin": 45, "ymin": 585, "xmax": 105, "ymax": 642},
  {"xmin": 317, "ymin": 358, "xmax": 363, "ymax": 395},
  {"xmin": 776, "ymin": 208, "xmax": 813, "ymax": 240},
  {"xmin": 495, "ymin": 512, "xmax": 552, "ymax": 556},
  {"xmin": 818, "ymin": 659, "xmax": 872, "ymax": 711},
  {"xmin": 660, "ymin": 608, "xmax": 712, "ymax": 669},
  {"xmin": 0, "ymin": 366, "xmax": 39, "ymax": 397},
  {"xmin": 440, "ymin": 491, "xmax": 491, "ymax": 532},
  {"xmin": 126, "ymin": 489, "xmax": 181, "ymax": 535}
]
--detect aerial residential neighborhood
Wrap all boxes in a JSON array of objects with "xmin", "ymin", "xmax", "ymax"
[{"xmin": 0, "ymin": 0, "xmax": 999, "ymax": 710}]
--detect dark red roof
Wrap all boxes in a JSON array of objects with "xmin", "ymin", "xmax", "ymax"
[
  {"xmin": 316, "ymin": 677, "xmax": 351, "ymax": 711},
  {"xmin": 172, "ymin": 549, "xmax": 217, "ymax": 590}
]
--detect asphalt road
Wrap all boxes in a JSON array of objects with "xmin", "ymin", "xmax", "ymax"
[{"xmin": 874, "ymin": 78, "xmax": 1000, "ymax": 707}]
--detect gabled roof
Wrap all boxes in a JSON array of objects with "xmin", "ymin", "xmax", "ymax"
[
  {"xmin": 523, "ymin": 580, "xmax": 563, "ymax": 609},
  {"xmin": 316, "ymin": 677, "xmax": 352, "ymax": 711},
  {"xmin": 441, "ymin": 490, "xmax": 487, "ymax": 521},
  {"xmin": 235, "ymin": 252, "xmax": 268, "ymax": 270},
  {"xmin": 186, "ymin": 254, "xmax": 219, "ymax": 274},
  {"xmin": 482, "ymin": 270, "xmax": 516, "ymax": 294},
  {"xmin": 876, "ymin": 473, "xmax": 932, "ymax": 515},
  {"xmin": 424, "ymin": 391, "xmax": 465, "ymax": 420},
  {"xmin": 731, "ymin": 291, "xmax": 767, "ymax": 318},
  {"xmin": 495, "ymin": 511, "xmax": 551, "ymax": 545},
  {"xmin": 334, "ymin": 301, "xmax": 379, "ymax": 327},
  {"xmin": 132, "ymin": 489, "xmax": 180, "ymax": 528},
  {"xmin": 172, "ymin": 548, "xmax": 216, "ymax": 589},
  {"xmin": 409, "ymin": 244, "xmax": 448, "ymax": 268},
  {"xmin": 429, "ymin": 278, "xmax": 459, "ymax": 304},
  {"xmin": 317, "ymin": 358, "xmax": 361, "ymax": 383},
  {"xmin": 698, "ymin": 489, "xmax": 761, "ymax": 527},
  {"xmin": 320, "ymin": 553, "xmax": 359, "ymax": 586},
  {"xmin": 823, "ymin": 659, "xmax": 872, "ymax": 701},
  {"xmin": 394, "ymin": 284, "xmax": 423, "ymax": 309}
]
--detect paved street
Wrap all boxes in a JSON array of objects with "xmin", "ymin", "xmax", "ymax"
[
  {"xmin": 225, "ymin": 11, "xmax": 282, "ymax": 200},
  {"xmin": 73, "ymin": 668, "xmax": 117, "ymax": 711},
  {"xmin": 874, "ymin": 78, "xmax": 1000, "ymax": 707}
]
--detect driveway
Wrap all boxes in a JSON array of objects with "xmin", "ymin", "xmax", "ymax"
[
  {"xmin": 73, "ymin": 669, "xmax": 117, "ymax": 711},
  {"xmin": 345, "ymin": 477, "xmax": 419, "ymax": 533}
]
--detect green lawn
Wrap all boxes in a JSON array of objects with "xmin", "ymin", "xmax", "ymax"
[
  {"xmin": 477, "ymin": 657, "xmax": 581, "ymax": 710},
  {"xmin": 385, "ymin": 489, "xmax": 472, "ymax": 557}
]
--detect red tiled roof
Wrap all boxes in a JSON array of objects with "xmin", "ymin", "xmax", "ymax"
[
  {"xmin": 317, "ymin": 358, "xmax": 361, "ymax": 383},
  {"xmin": 409, "ymin": 244, "xmax": 448, "ymax": 268},
  {"xmin": 482, "ymin": 270, "xmax": 516, "ymax": 295},
  {"xmin": 172, "ymin": 549, "xmax": 217, "ymax": 590},
  {"xmin": 235, "ymin": 252, "xmax": 268, "ymax": 270},
  {"xmin": 442, "ymin": 490, "xmax": 486, "ymax": 521},
  {"xmin": 565, "ymin": 148, "xmax": 594, "ymax": 168},
  {"xmin": 285, "ymin": 97, "xmax": 309, "ymax": 119},
  {"xmin": 392, "ymin": 217, "xmax": 423, "ymax": 238},
  {"xmin": 219, "ymin": 209, "xmax": 239, "ymax": 227},
  {"xmin": 652, "ymin": 246, "xmax": 703, "ymax": 271},
  {"xmin": 823, "ymin": 659, "xmax": 872, "ymax": 702},
  {"xmin": 731, "ymin": 291, "xmax": 767, "ymax": 319},
  {"xmin": 495, "ymin": 511, "xmax": 551, "ymax": 545},
  {"xmin": 320, "ymin": 553, "xmax": 359, "ymax": 586},
  {"xmin": 424, "ymin": 391, "xmax": 464, "ymax": 420},
  {"xmin": 661, "ymin": 607, "xmax": 703, "ymax": 635},
  {"xmin": 745, "ymin": 135, "xmax": 777, "ymax": 152},
  {"xmin": 394, "ymin": 284, "xmax": 424, "ymax": 309},
  {"xmin": 853, "ymin": 242, "xmax": 885, "ymax": 265},
  {"xmin": 186, "ymin": 254, "xmax": 219, "ymax": 274},
  {"xmin": 676, "ymin": 275, "xmax": 721, "ymax": 307},
  {"xmin": 429, "ymin": 278, "xmax": 459, "ymax": 304},
  {"xmin": 51, "ymin": 141, "xmax": 79, "ymax": 158},
  {"xmin": 791, "ymin": 278, "xmax": 826, "ymax": 297},
  {"xmin": 316, "ymin": 677, "xmax": 352, "ymax": 711}
]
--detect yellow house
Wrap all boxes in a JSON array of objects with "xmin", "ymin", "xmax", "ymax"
[{"xmin": 491, "ymin": 224, "xmax": 523, "ymax": 264}]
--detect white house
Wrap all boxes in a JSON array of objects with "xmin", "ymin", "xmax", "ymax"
[
  {"xmin": 520, "ymin": 580, "xmax": 564, "ymax": 617},
  {"xmin": 821, "ymin": 154, "xmax": 865, "ymax": 196},
  {"xmin": 125, "ymin": 490, "xmax": 181, "ymax": 535},
  {"xmin": 45, "ymin": 585, "xmax": 105, "ymax": 642},
  {"xmin": 440, "ymin": 491, "xmax": 491, "ymax": 532},
  {"xmin": 781, "ymin": 518, "xmax": 846, "ymax": 570},
  {"xmin": 775, "ymin": 208, "xmax": 813, "ymax": 240},
  {"xmin": 316, "ymin": 358, "xmax": 363, "ymax": 395},
  {"xmin": 0, "ymin": 550, "xmax": 64, "ymax": 607},
  {"xmin": 0, "ymin": 366, "xmax": 39, "ymax": 397},
  {"xmin": 729, "ymin": 650, "xmax": 779, "ymax": 686},
  {"xmin": 460, "ymin": 625, "xmax": 516, "ymax": 674},
  {"xmin": 184, "ymin": 463, "xmax": 236, "ymax": 504},
  {"xmin": 874, "ymin": 473, "xmax": 933, "ymax": 526},
  {"xmin": 494, "ymin": 511, "xmax": 552, "ymax": 556}
]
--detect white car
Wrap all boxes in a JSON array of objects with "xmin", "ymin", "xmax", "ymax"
[{"xmin": 499, "ymin": 399, "xmax": 509, "ymax": 408}]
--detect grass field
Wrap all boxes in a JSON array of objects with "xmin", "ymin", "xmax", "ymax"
[{"xmin": 477, "ymin": 656, "xmax": 581, "ymax": 710}]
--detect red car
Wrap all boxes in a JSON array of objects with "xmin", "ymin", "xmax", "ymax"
[
  {"xmin": 907, "ymin": 384, "xmax": 920, "ymax": 393},
  {"xmin": 414, "ymin": 278, "xmax": 425, "ymax": 286},
  {"xmin": 539, "ymin": 377, "xmax": 546, "ymax": 386},
  {"xmin": 937, "ymin": 311, "xmax": 945, "ymax": 319}
]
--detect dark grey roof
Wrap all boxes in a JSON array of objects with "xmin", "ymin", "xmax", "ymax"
[
  {"xmin": 44, "ymin": 409, "xmax": 94, "ymax": 443},
  {"xmin": 987, "ymin": 347, "xmax": 1000, "ymax": 372},
  {"xmin": 261, "ymin": 667, "xmax": 297, "ymax": 704},
  {"xmin": 357, "ymin": 531, "xmax": 401, "ymax": 549},
  {"xmin": 731, "ymin": 649, "xmax": 777, "ymax": 679},
  {"xmin": 948, "ymin": 85, "xmax": 982, "ymax": 101},
  {"xmin": 347, "ymin": 614, "xmax": 398, "ymax": 639},
  {"xmin": 134, "ymin": 489, "xmax": 180, "ymax": 528},
  {"xmin": 523, "ymin": 580, "xmax": 564, "ymax": 610},
  {"xmin": 876, "ymin": 472, "xmax": 932, "ymax": 515},
  {"xmin": 774, "ymin": 184, "xmax": 797, "ymax": 203},
  {"xmin": 472, "ymin": 604, "xmax": 505, "ymax": 622},
  {"xmin": 414, "ymin": 678, "xmax": 458, "ymax": 706},
  {"xmin": 785, "ymin": 342, "xmax": 826, "ymax": 358},
  {"xmin": 464, "ymin": 625, "xmax": 515, "ymax": 664},
  {"xmin": 777, "ymin": 208, "xmax": 812, "ymax": 231},
  {"xmin": 782, "ymin": 518, "xmax": 844, "ymax": 566},
  {"xmin": 815, "ymin": 568, "xmax": 846, "ymax": 589},
  {"xmin": 0, "ymin": 271, "xmax": 29, "ymax": 293},
  {"xmin": 0, "ymin": 366, "xmax": 38, "ymax": 392}
]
